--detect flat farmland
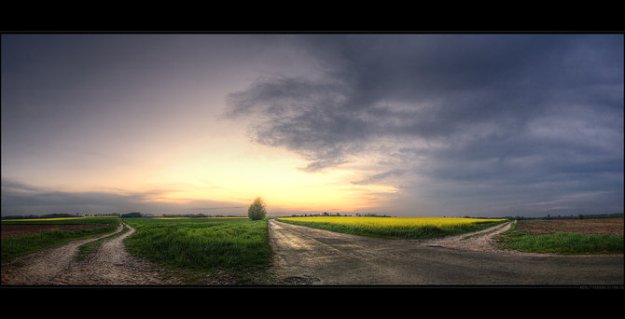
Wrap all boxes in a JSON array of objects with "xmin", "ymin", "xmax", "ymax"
[
  {"xmin": 497, "ymin": 218, "xmax": 624, "ymax": 254},
  {"xmin": 514, "ymin": 218, "xmax": 624, "ymax": 235},
  {"xmin": 1, "ymin": 224, "xmax": 111, "ymax": 239},
  {"xmin": 1, "ymin": 216, "xmax": 120, "ymax": 262},
  {"xmin": 2, "ymin": 215, "xmax": 622, "ymax": 285}
]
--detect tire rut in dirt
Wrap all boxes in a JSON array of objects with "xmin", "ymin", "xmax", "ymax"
[{"xmin": 2, "ymin": 224, "xmax": 180, "ymax": 285}]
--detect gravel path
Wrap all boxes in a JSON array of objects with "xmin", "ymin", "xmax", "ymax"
[{"xmin": 424, "ymin": 221, "xmax": 515, "ymax": 253}]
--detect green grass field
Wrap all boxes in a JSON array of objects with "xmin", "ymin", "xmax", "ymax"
[
  {"xmin": 122, "ymin": 217, "xmax": 271, "ymax": 284},
  {"xmin": 1, "ymin": 216, "xmax": 120, "ymax": 262},
  {"xmin": 277, "ymin": 216, "xmax": 507, "ymax": 239},
  {"xmin": 497, "ymin": 220, "xmax": 624, "ymax": 254}
]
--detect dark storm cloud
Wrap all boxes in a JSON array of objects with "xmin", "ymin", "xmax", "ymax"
[
  {"xmin": 229, "ymin": 35, "xmax": 624, "ymax": 215},
  {"xmin": 227, "ymin": 76, "xmax": 366, "ymax": 171},
  {"xmin": 0, "ymin": 179, "xmax": 243, "ymax": 215}
]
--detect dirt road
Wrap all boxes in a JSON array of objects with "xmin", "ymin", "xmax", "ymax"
[
  {"xmin": 3, "ymin": 219, "xmax": 622, "ymax": 285},
  {"xmin": 424, "ymin": 221, "xmax": 514, "ymax": 253},
  {"xmin": 1, "ymin": 223, "xmax": 179, "ymax": 285},
  {"xmin": 269, "ymin": 220, "xmax": 624, "ymax": 285}
]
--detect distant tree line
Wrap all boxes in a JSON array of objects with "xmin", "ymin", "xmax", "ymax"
[
  {"xmin": 287, "ymin": 212, "xmax": 350, "ymax": 217},
  {"xmin": 286, "ymin": 212, "xmax": 390, "ymax": 217},
  {"xmin": 502, "ymin": 213, "xmax": 624, "ymax": 220},
  {"xmin": 355, "ymin": 213, "xmax": 390, "ymax": 217},
  {"xmin": 121, "ymin": 212, "xmax": 143, "ymax": 218},
  {"xmin": 1, "ymin": 213, "xmax": 81, "ymax": 219},
  {"xmin": 160, "ymin": 213, "xmax": 244, "ymax": 218},
  {"xmin": 82, "ymin": 213, "xmax": 120, "ymax": 217}
]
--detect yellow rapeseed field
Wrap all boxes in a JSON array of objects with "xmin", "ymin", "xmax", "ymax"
[
  {"xmin": 278, "ymin": 216, "xmax": 505, "ymax": 228},
  {"xmin": 277, "ymin": 216, "xmax": 507, "ymax": 238}
]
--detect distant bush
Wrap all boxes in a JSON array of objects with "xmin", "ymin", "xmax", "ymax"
[{"xmin": 248, "ymin": 197, "xmax": 267, "ymax": 220}]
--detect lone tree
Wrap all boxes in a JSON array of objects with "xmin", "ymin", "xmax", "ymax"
[{"xmin": 248, "ymin": 197, "xmax": 267, "ymax": 220}]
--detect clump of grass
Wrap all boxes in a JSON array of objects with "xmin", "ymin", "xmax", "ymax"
[{"xmin": 123, "ymin": 218, "xmax": 271, "ymax": 284}]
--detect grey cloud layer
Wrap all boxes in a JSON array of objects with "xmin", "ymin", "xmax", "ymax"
[
  {"xmin": 1, "ymin": 179, "xmax": 245, "ymax": 215},
  {"xmin": 228, "ymin": 35, "xmax": 624, "ymax": 216}
]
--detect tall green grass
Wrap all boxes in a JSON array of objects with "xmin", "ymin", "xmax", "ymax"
[{"xmin": 123, "ymin": 217, "xmax": 271, "ymax": 284}]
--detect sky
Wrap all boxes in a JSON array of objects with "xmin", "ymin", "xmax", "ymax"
[{"xmin": 1, "ymin": 34, "xmax": 623, "ymax": 217}]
